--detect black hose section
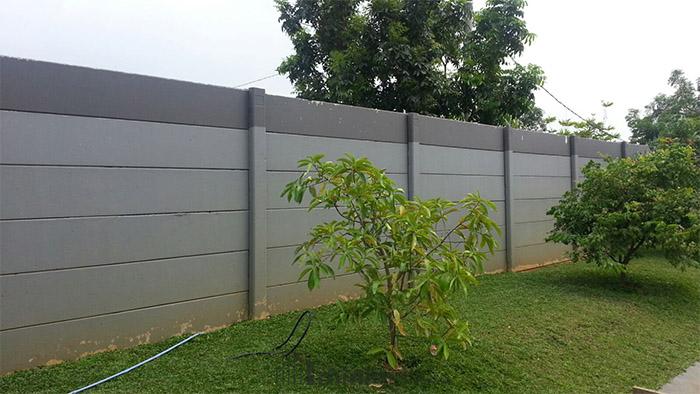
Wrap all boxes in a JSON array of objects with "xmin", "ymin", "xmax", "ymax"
[{"xmin": 228, "ymin": 311, "xmax": 314, "ymax": 361}]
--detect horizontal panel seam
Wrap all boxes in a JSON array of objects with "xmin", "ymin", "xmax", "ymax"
[
  {"xmin": 265, "ymin": 131, "xmax": 407, "ymax": 145},
  {"xmin": 0, "ymin": 109, "xmax": 249, "ymax": 132},
  {"xmin": 420, "ymin": 172, "xmax": 504, "ymax": 177},
  {"xmin": 514, "ymin": 197, "xmax": 566, "ymax": 201},
  {"xmin": 1, "ymin": 209, "xmax": 249, "ymax": 222},
  {"xmin": 0, "ymin": 109, "xmax": 248, "ymax": 131},
  {"xmin": 511, "ymin": 151, "xmax": 572, "ymax": 158},
  {"xmin": 417, "ymin": 143, "xmax": 502, "ymax": 152},
  {"xmin": 512, "ymin": 150, "xmax": 570, "ymax": 157},
  {"xmin": 515, "ymin": 242, "xmax": 567, "ymax": 249},
  {"xmin": 0, "ymin": 163, "xmax": 248, "ymax": 171},
  {"xmin": 579, "ymin": 155, "xmax": 618, "ymax": 159},
  {"xmin": 0, "ymin": 164, "xmax": 249, "ymax": 172},
  {"xmin": 513, "ymin": 175, "xmax": 571, "ymax": 179},
  {"xmin": 267, "ymin": 169, "xmax": 407, "ymax": 175},
  {"xmin": 265, "ymin": 129, "xmax": 405, "ymax": 144},
  {"xmin": 514, "ymin": 219, "xmax": 554, "ymax": 224},
  {"xmin": 0, "ymin": 290, "xmax": 249, "ymax": 333},
  {"xmin": 268, "ymin": 271, "xmax": 358, "ymax": 288},
  {"xmin": 1, "ymin": 249, "xmax": 249, "ymax": 276}
]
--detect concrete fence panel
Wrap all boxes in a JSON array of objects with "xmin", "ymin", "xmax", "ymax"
[{"xmin": 0, "ymin": 56, "xmax": 648, "ymax": 373}]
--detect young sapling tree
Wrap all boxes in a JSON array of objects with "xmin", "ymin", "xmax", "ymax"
[{"xmin": 282, "ymin": 154, "xmax": 500, "ymax": 369}]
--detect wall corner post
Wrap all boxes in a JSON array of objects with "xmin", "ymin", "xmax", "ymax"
[
  {"xmin": 503, "ymin": 127, "xmax": 515, "ymax": 272},
  {"xmin": 570, "ymin": 136, "xmax": 579, "ymax": 190},
  {"xmin": 407, "ymin": 113, "xmax": 421, "ymax": 200},
  {"xmin": 620, "ymin": 140, "xmax": 628, "ymax": 158},
  {"xmin": 248, "ymin": 87, "xmax": 268, "ymax": 319}
]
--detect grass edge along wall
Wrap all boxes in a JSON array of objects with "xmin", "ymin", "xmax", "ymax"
[{"xmin": 0, "ymin": 56, "xmax": 649, "ymax": 373}]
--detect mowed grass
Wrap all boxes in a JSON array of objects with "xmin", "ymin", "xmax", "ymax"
[{"xmin": 2, "ymin": 255, "xmax": 699, "ymax": 393}]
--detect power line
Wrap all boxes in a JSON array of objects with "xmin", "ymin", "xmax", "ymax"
[
  {"xmin": 236, "ymin": 63, "xmax": 616, "ymax": 138},
  {"xmin": 508, "ymin": 56, "xmax": 589, "ymax": 123},
  {"xmin": 232, "ymin": 73, "xmax": 280, "ymax": 89},
  {"xmin": 509, "ymin": 56, "xmax": 618, "ymax": 139},
  {"xmin": 538, "ymin": 85, "xmax": 590, "ymax": 124}
]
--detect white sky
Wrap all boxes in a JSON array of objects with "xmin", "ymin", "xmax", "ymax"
[{"xmin": 1, "ymin": 0, "xmax": 698, "ymax": 140}]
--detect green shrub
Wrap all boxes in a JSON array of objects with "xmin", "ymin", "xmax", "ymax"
[
  {"xmin": 282, "ymin": 154, "xmax": 500, "ymax": 369},
  {"xmin": 547, "ymin": 142, "xmax": 700, "ymax": 277}
]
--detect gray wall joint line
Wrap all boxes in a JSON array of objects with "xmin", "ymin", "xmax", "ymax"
[
  {"xmin": 248, "ymin": 87, "xmax": 268, "ymax": 319},
  {"xmin": 502, "ymin": 127, "xmax": 515, "ymax": 272},
  {"xmin": 570, "ymin": 136, "xmax": 579, "ymax": 190},
  {"xmin": 407, "ymin": 113, "xmax": 420, "ymax": 200}
]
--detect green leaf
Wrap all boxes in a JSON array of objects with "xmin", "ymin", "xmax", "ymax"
[
  {"xmin": 386, "ymin": 350, "xmax": 398, "ymax": 369},
  {"xmin": 366, "ymin": 347, "xmax": 385, "ymax": 356}
]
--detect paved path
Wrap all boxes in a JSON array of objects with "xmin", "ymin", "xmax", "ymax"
[{"xmin": 660, "ymin": 361, "xmax": 700, "ymax": 394}]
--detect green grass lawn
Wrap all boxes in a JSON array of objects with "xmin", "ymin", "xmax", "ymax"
[{"xmin": 2, "ymin": 255, "xmax": 699, "ymax": 393}]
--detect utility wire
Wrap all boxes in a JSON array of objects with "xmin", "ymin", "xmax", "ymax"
[
  {"xmin": 508, "ymin": 56, "xmax": 618, "ymax": 138},
  {"xmin": 240, "ymin": 61, "xmax": 596, "ymax": 127},
  {"xmin": 508, "ymin": 56, "xmax": 590, "ymax": 123},
  {"xmin": 233, "ymin": 73, "xmax": 280, "ymax": 89},
  {"xmin": 237, "ymin": 62, "xmax": 616, "ymax": 138}
]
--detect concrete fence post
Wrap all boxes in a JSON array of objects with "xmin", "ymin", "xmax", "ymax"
[
  {"xmin": 248, "ymin": 87, "xmax": 268, "ymax": 319},
  {"xmin": 621, "ymin": 141, "xmax": 628, "ymax": 158},
  {"xmin": 407, "ymin": 113, "xmax": 420, "ymax": 200},
  {"xmin": 569, "ymin": 136, "xmax": 579, "ymax": 190},
  {"xmin": 502, "ymin": 127, "xmax": 515, "ymax": 272}
]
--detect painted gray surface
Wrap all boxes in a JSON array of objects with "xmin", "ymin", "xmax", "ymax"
[
  {"xmin": 0, "ymin": 251, "xmax": 248, "ymax": 330},
  {"xmin": 0, "ymin": 166, "xmax": 248, "ymax": 219},
  {"xmin": 407, "ymin": 113, "xmax": 421, "ymax": 199},
  {"xmin": 248, "ymin": 88, "xmax": 268, "ymax": 319},
  {"xmin": 268, "ymin": 209, "xmax": 340, "ymax": 249},
  {"xmin": 511, "ymin": 153, "xmax": 570, "ymax": 177},
  {"xmin": 503, "ymin": 128, "xmax": 515, "ymax": 272},
  {"xmin": 513, "ymin": 176, "xmax": 571, "ymax": 200},
  {"xmin": 0, "ymin": 111, "xmax": 248, "ymax": 169},
  {"xmin": 516, "ymin": 243, "xmax": 570, "ymax": 265},
  {"xmin": 420, "ymin": 174, "xmax": 505, "ymax": 201},
  {"xmin": 570, "ymin": 136, "xmax": 579, "ymax": 189},
  {"xmin": 267, "ymin": 171, "xmax": 408, "ymax": 209},
  {"xmin": 267, "ymin": 273, "xmax": 364, "ymax": 314},
  {"xmin": 510, "ymin": 151, "xmax": 572, "ymax": 269},
  {"xmin": 1, "ymin": 211, "xmax": 247, "ymax": 274},
  {"xmin": 264, "ymin": 131, "xmax": 409, "ymax": 287},
  {"xmin": 420, "ymin": 145, "xmax": 504, "ymax": 176},
  {"xmin": 513, "ymin": 198, "xmax": 561, "ymax": 224},
  {"xmin": 627, "ymin": 143, "xmax": 651, "ymax": 157},
  {"xmin": 267, "ymin": 132, "xmax": 407, "ymax": 173},
  {"xmin": 266, "ymin": 94, "xmax": 406, "ymax": 143},
  {"xmin": 577, "ymin": 138, "xmax": 622, "ymax": 158},
  {"xmin": 513, "ymin": 221, "xmax": 556, "ymax": 248},
  {"xmin": 510, "ymin": 129, "xmax": 570, "ymax": 156},
  {"xmin": 415, "ymin": 115, "xmax": 503, "ymax": 151},
  {"xmin": 0, "ymin": 292, "xmax": 248, "ymax": 372},
  {"xmin": 0, "ymin": 57, "xmax": 248, "ymax": 129},
  {"xmin": 0, "ymin": 57, "xmax": 648, "ymax": 373}
]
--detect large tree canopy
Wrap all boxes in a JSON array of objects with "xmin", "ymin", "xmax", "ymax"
[
  {"xmin": 276, "ymin": 0, "xmax": 545, "ymax": 127},
  {"xmin": 627, "ymin": 70, "xmax": 700, "ymax": 148}
]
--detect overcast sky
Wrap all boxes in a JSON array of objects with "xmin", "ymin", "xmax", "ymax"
[{"xmin": 1, "ymin": 0, "xmax": 698, "ymax": 140}]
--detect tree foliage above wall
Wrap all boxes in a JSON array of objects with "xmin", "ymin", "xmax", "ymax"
[
  {"xmin": 627, "ymin": 70, "xmax": 700, "ymax": 149},
  {"xmin": 276, "ymin": 0, "xmax": 545, "ymax": 128},
  {"xmin": 542, "ymin": 101, "xmax": 621, "ymax": 141}
]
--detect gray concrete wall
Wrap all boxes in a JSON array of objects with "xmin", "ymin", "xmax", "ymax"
[{"xmin": 0, "ymin": 56, "xmax": 649, "ymax": 373}]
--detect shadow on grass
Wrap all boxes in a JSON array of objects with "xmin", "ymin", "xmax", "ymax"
[{"xmin": 524, "ymin": 260, "xmax": 700, "ymax": 304}]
